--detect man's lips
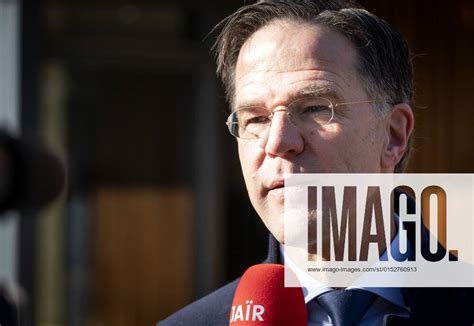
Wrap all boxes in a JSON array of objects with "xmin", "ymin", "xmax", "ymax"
[{"xmin": 266, "ymin": 179, "xmax": 285, "ymax": 195}]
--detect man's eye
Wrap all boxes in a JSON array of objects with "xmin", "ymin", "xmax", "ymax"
[
  {"xmin": 246, "ymin": 116, "xmax": 270, "ymax": 125},
  {"xmin": 302, "ymin": 105, "xmax": 330, "ymax": 114}
]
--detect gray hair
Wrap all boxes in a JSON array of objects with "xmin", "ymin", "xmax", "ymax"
[{"xmin": 213, "ymin": 0, "xmax": 414, "ymax": 172}]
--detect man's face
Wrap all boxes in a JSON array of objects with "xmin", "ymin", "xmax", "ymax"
[{"xmin": 234, "ymin": 21, "xmax": 392, "ymax": 243}]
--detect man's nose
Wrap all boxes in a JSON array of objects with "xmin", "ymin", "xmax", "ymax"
[{"xmin": 258, "ymin": 109, "xmax": 304, "ymax": 157}]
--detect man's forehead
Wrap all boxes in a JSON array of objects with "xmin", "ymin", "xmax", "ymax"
[
  {"xmin": 236, "ymin": 20, "xmax": 356, "ymax": 73},
  {"xmin": 234, "ymin": 20, "xmax": 359, "ymax": 107}
]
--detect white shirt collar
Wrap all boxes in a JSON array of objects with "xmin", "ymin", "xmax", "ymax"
[{"xmin": 280, "ymin": 215, "xmax": 409, "ymax": 309}]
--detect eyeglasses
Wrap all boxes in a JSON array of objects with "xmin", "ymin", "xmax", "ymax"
[{"xmin": 226, "ymin": 96, "xmax": 387, "ymax": 139}]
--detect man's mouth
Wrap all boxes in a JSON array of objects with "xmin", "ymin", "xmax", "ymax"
[{"xmin": 266, "ymin": 179, "xmax": 285, "ymax": 196}]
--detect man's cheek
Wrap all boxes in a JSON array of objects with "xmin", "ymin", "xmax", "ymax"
[{"xmin": 239, "ymin": 147, "xmax": 262, "ymax": 175}]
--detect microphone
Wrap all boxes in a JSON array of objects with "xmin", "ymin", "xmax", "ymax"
[
  {"xmin": 0, "ymin": 129, "xmax": 65, "ymax": 214},
  {"xmin": 229, "ymin": 264, "xmax": 307, "ymax": 325}
]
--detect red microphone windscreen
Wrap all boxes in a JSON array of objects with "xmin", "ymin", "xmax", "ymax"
[{"xmin": 229, "ymin": 264, "xmax": 306, "ymax": 325}]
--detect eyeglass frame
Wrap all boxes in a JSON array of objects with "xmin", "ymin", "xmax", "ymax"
[{"xmin": 225, "ymin": 96, "xmax": 388, "ymax": 139}]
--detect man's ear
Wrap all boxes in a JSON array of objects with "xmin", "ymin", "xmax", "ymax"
[{"xmin": 381, "ymin": 103, "xmax": 414, "ymax": 172}]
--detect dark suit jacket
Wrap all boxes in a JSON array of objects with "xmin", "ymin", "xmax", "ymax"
[
  {"xmin": 159, "ymin": 232, "xmax": 473, "ymax": 325},
  {"xmin": 160, "ymin": 191, "xmax": 474, "ymax": 325}
]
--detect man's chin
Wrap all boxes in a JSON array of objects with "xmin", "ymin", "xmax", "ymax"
[
  {"xmin": 270, "ymin": 226, "xmax": 285, "ymax": 244},
  {"xmin": 265, "ymin": 210, "xmax": 311, "ymax": 245},
  {"xmin": 270, "ymin": 225, "xmax": 306, "ymax": 247}
]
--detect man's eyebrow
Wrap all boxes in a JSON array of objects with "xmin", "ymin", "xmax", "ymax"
[
  {"xmin": 293, "ymin": 84, "xmax": 343, "ymax": 100},
  {"xmin": 234, "ymin": 84, "xmax": 343, "ymax": 111}
]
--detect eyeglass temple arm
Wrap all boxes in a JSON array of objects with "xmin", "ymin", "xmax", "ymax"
[{"xmin": 334, "ymin": 99, "xmax": 387, "ymax": 108}]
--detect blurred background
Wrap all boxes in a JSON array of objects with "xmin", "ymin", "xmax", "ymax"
[{"xmin": 0, "ymin": 0, "xmax": 472, "ymax": 325}]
